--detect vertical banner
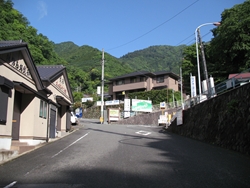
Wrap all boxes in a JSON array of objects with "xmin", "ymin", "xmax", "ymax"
[
  {"xmin": 97, "ymin": 86, "xmax": 101, "ymax": 95},
  {"xmin": 124, "ymin": 98, "xmax": 130, "ymax": 118},
  {"xmin": 209, "ymin": 76, "xmax": 216, "ymax": 96},
  {"xmin": 190, "ymin": 76, "xmax": 196, "ymax": 98}
]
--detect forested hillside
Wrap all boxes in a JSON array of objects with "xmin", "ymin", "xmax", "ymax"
[
  {"xmin": 0, "ymin": 0, "xmax": 132, "ymax": 102},
  {"xmin": 119, "ymin": 45, "xmax": 186, "ymax": 74},
  {"xmin": 1, "ymin": 0, "xmax": 249, "ymax": 102},
  {"xmin": 54, "ymin": 42, "xmax": 132, "ymax": 79},
  {"xmin": 0, "ymin": 0, "xmax": 66, "ymax": 66},
  {"xmin": 181, "ymin": 1, "xmax": 250, "ymax": 94}
]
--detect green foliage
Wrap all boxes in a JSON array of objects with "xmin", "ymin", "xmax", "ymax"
[
  {"xmin": 128, "ymin": 89, "xmax": 180, "ymax": 105},
  {"xmin": 4, "ymin": 0, "xmax": 249, "ymax": 103},
  {"xmin": 54, "ymin": 42, "xmax": 133, "ymax": 98},
  {"xmin": 72, "ymin": 101, "xmax": 82, "ymax": 110},
  {"xmin": 84, "ymin": 100, "xmax": 95, "ymax": 108},
  {"xmin": 119, "ymin": 45, "xmax": 186, "ymax": 73},
  {"xmin": 0, "ymin": 0, "xmax": 67, "ymax": 66},
  {"xmin": 182, "ymin": 1, "xmax": 250, "ymax": 95},
  {"xmin": 72, "ymin": 92, "xmax": 83, "ymax": 103},
  {"xmin": 54, "ymin": 42, "xmax": 133, "ymax": 79},
  {"xmin": 209, "ymin": 0, "xmax": 250, "ymax": 82},
  {"xmin": 181, "ymin": 44, "xmax": 198, "ymax": 95}
]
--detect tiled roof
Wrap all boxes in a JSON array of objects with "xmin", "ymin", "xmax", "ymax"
[
  {"xmin": 109, "ymin": 70, "xmax": 179, "ymax": 81},
  {"xmin": 153, "ymin": 70, "xmax": 171, "ymax": 75},
  {"xmin": 36, "ymin": 65, "xmax": 65, "ymax": 80},
  {"xmin": 0, "ymin": 40, "xmax": 27, "ymax": 49},
  {"xmin": 109, "ymin": 71, "xmax": 153, "ymax": 80}
]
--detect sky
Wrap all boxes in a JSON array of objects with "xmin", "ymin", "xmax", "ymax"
[{"xmin": 12, "ymin": 0, "xmax": 245, "ymax": 58}]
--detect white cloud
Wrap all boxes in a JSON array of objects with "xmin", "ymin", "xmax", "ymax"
[{"xmin": 38, "ymin": 1, "xmax": 47, "ymax": 20}]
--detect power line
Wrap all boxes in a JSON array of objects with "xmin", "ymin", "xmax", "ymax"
[
  {"xmin": 176, "ymin": 33, "xmax": 194, "ymax": 46},
  {"xmin": 107, "ymin": 0, "xmax": 200, "ymax": 52},
  {"xmin": 178, "ymin": 30, "xmax": 214, "ymax": 47}
]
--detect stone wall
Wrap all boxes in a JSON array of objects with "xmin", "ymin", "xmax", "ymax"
[{"xmin": 168, "ymin": 83, "xmax": 250, "ymax": 156}]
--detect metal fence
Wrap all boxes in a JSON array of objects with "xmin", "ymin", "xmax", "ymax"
[{"xmin": 184, "ymin": 69, "xmax": 250, "ymax": 108}]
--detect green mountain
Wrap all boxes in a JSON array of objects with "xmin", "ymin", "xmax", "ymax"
[
  {"xmin": 54, "ymin": 41, "xmax": 186, "ymax": 77},
  {"xmin": 54, "ymin": 42, "xmax": 132, "ymax": 79},
  {"xmin": 119, "ymin": 45, "xmax": 186, "ymax": 74}
]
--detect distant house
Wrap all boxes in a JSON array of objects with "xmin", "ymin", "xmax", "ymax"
[
  {"xmin": 0, "ymin": 40, "xmax": 73, "ymax": 151},
  {"xmin": 228, "ymin": 72, "xmax": 250, "ymax": 85},
  {"xmin": 108, "ymin": 70, "xmax": 180, "ymax": 100}
]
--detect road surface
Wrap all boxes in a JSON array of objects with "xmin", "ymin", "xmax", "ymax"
[{"xmin": 0, "ymin": 119, "xmax": 250, "ymax": 187}]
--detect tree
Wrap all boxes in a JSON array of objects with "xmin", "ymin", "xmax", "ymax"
[
  {"xmin": 0, "ymin": 0, "xmax": 66, "ymax": 66},
  {"xmin": 181, "ymin": 44, "xmax": 197, "ymax": 95},
  {"xmin": 209, "ymin": 0, "xmax": 250, "ymax": 82}
]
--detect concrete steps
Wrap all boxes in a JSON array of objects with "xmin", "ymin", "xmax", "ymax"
[
  {"xmin": 11, "ymin": 141, "xmax": 36, "ymax": 154},
  {"xmin": 0, "ymin": 141, "xmax": 39, "ymax": 164}
]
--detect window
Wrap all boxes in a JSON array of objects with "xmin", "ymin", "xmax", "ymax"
[
  {"xmin": 116, "ymin": 79, "xmax": 124, "ymax": 85},
  {"xmin": 140, "ymin": 76, "xmax": 146, "ymax": 82},
  {"xmin": 156, "ymin": 76, "xmax": 164, "ymax": 83},
  {"xmin": 130, "ymin": 77, "xmax": 137, "ymax": 83},
  {"xmin": 39, "ymin": 100, "xmax": 47, "ymax": 118}
]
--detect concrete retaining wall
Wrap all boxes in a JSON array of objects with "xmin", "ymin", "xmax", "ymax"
[{"xmin": 115, "ymin": 108, "xmax": 178, "ymax": 125}]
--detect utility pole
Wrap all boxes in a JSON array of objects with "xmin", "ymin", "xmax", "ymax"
[
  {"xmin": 100, "ymin": 49, "xmax": 105, "ymax": 124},
  {"xmin": 172, "ymin": 89, "xmax": 175, "ymax": 108},
  {"xmin": 197, "ymin": 28, "xmax": 210, "ymax": 98},
  {"xmin": 180, "ymin": 67, "xmax": 184, "ymax": 109}
]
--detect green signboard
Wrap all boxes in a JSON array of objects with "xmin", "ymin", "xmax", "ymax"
[{"xmin": 132, "ymin": 99, "xmax": 152, "ymax": 112}]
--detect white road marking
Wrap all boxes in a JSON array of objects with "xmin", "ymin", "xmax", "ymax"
[
  {"xmin": 135, "ymin": 131, "xmax": 151, "ymax": 136},
  {"xmin": 127, "ymin": 125, "xmax": 155, "ymax": 128},
  {"xmin": 51, "ymin": 132, "xmax": 89, "ymax": 158},
  {"xmin": 4, "ymin": 181, "xmax": 17, "ymax": 188}
]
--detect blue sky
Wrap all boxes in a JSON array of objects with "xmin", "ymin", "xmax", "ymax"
[{"xmin": 12, "ymin": 0, "xmax": 244, "ymax": 58}]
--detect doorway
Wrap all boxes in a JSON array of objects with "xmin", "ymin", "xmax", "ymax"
[{"xmin": 12, "ymin": 91, "xmax": 22, "ymax": 140}]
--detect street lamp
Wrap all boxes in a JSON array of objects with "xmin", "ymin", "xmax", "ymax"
[
  {"xmin": 100, "ymin": 49, "xmax": 104, "ymax": 124},
  {"xmin": 195, "ymin": 22, "xmax": 220, "ymax": 100}
]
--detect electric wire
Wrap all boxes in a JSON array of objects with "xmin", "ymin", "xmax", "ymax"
[{"xmin": 106, "ymin": 0, "xmax": 200, "ymax": 52}]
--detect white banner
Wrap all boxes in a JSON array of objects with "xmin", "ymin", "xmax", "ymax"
[
  {"xmin": 124, "ymin": 99, "xmax": 131, "ymax": 118},
  {"xmin": 96, "ymin": 100, "xmax": 120, "ymax": 106},
  {"xmin": 190, "ymin": 76, "xmax": 196, "ymax": 97}
]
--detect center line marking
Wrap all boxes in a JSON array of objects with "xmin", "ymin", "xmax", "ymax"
[
  {"xmin": 51, "ymin": 132, "xmax": 89, "ymax": 158},
  {"xmin": 4, "ymin": 181, "xmax": 17, "ymax": 188},
  {"xmin": 136, "ymin": 131, "xmax": 151, "ymax": 136}
]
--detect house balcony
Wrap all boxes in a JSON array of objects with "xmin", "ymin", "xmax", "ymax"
[{"xmin": 113, "ymin": 82, "xmax": 147, "ymax": 92}]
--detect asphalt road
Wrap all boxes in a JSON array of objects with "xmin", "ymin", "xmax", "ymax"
[{"xmin": 0, "ymin": 119, "xmax": 250, "ymax": 188}]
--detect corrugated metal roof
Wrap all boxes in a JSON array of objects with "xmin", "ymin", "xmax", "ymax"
[
  {"xmin": 228, "ymin": 73, "xmax": 250, "ymax": 79},
  {"xmin": 36, "ymin": 65, "xmax": 65, "ymax": 80}
]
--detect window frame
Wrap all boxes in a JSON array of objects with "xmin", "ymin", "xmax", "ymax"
[
  {"xmin": 116, "ymin": 79, "xmax": 125, "ymax": 85},
  {"xmin": 156, "ymin": 76, "xmax": 164, "ymax": 83},
  {"xmin": 39, "ymin": 100, "xmax": 47, "ymax": 119},
  {"xmin": 130, "ymin": 77, "xmax": 137, "ymax": 83}
]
